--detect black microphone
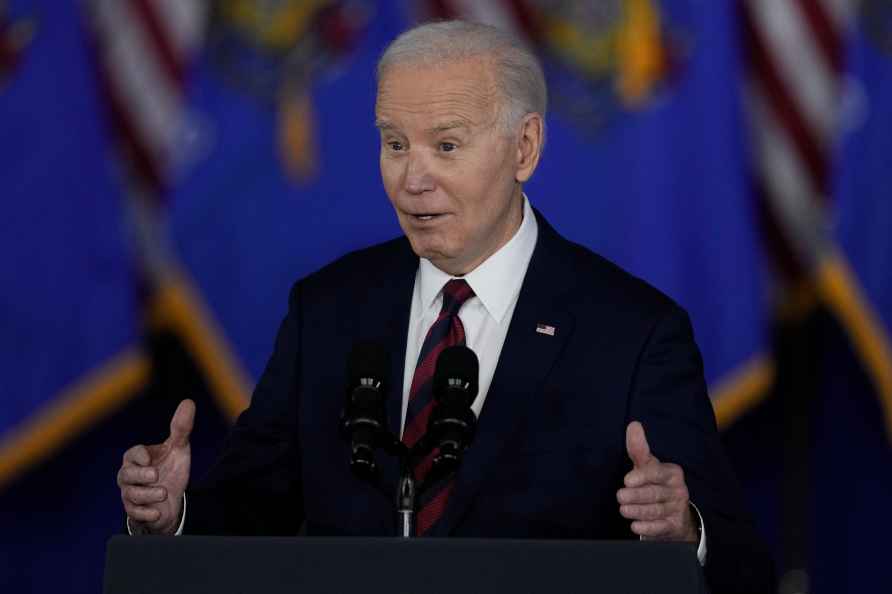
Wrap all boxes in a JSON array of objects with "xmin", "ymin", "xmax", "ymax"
[
  {"xmin": 340, "ymin": 342, "xmax": 390, "ymax": 480},
  {"xmin": 428, "ymin": 345, "xmax": 479, "ymax": 477}
]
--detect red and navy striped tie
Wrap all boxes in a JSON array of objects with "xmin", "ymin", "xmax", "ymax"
[{"xmin": 402, "ymin": 278, "xmax": 475, "ymax": 535}]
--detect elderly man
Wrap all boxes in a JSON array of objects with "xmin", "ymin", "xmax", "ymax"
[{"xmin": 117, "ymin": 20, "xmax": 771, "ymax": 593}]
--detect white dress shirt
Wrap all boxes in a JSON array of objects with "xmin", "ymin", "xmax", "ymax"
[{"xmin": 400, "ymin": 196, "xmax": 538, "ymax": 434}]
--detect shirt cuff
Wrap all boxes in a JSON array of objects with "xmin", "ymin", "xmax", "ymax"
[
  {"xmin": 126, "ymin": 493, "xmax": 186, "ymax": 536},
  {"xmin": 690, "ymin": 500, "xmax": 707, "ymax": 566},
  {"xmin": 175, "ymin": 493, "xmax": 186, "ymax": 535}
]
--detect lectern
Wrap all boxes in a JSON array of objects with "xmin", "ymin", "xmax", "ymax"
[{"xmin": 105, "ymin": 536, "xmax": 706, "ymax": 594}]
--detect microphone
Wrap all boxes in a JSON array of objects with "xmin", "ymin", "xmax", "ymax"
[
  {"xmin": 340, "ymin": 342, "xmax": 390, "ymax": 480},
  {"xmin": 428, "ymin": 345, "xmax": 479, "ymax": 477}
]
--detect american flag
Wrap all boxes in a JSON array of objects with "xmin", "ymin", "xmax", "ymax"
[
  {"xmin": 739, "ymin": 0, "xmax": 853, "ymax": 302},
  {"xmin": 85, "ymin": 0, "xmax": 251, "ymax": 420},
  {"xmin": 536, "ymin": 323, "xmax": 556, "ymax": 336},
  {"xmin": 86, "ymin": 0, "xmax": 207, "ymax": 284},
  {"xmin": 741, "ymin": 2, "xmax": 892, "ymax": 431},
  {"xmin": 86, "ymin": 0, "xmax": 205, "ymax": 196}
]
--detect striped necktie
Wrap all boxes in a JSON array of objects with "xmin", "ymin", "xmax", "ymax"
[{"xmin": 402, "ymin": 278, "xmax": 475, "ymax": 535}]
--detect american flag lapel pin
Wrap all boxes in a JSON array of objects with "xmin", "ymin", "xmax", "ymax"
[{"xmin": 535, "ymin": 323, "xmax": 556, "ymax": 336}]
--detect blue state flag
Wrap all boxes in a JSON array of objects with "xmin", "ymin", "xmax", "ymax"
[
  {"xmin": 811, "ymin": 15, "xmax": 892, "ymax": 592},
  {"xmin": 0, "ymin": 2, "xmax": 140, "ymax": 488},
  {"xmin": 823, "ymin": 14, "xmax": 892, "ymax": 435}
]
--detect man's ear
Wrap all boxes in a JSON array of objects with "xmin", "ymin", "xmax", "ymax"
[{"xmin": 515, "ymin": 112, "xmax": 544, "ymax": 183}]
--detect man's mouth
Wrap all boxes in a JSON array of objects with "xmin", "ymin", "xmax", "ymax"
[{"xmin": 410, "ymin": 213, "xmax": 444, "ymax": 221}]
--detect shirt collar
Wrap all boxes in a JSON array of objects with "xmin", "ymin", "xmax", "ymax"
[{"xmin": 418, "ymin": 195, "xmax": 539, "ymax": 324}]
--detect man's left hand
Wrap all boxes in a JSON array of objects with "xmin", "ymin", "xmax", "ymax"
[{"xmin": 617, "ymin": 421, "xmax": 698, "ymax": 542}]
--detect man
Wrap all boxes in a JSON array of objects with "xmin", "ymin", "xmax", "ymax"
[{"xmin": 117, "ymin": 20, "xmax": 772, "ymax": 593}]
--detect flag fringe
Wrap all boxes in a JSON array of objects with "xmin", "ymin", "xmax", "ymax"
[
  {"xmin": 817, "ymin": 249, "xmax": 892, "ymax": 441},
  {"xmin": 0, "ymin": 349, "xmax": 149, "ymax": 489},
  {"xmin": 0, "ymin": 271, "xmax": 253, "ymax": 489},
  {"xmin": 712, "ymin": 355, "xmax": 775, "ymax": 429}
]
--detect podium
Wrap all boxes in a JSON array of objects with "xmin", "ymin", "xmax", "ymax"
[{"xmin": 104, "ymin": 535, "xmax": 706, "ymax": 593}]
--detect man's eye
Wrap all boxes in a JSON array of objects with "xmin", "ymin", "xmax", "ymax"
[
  {"xmin": 440, "ymin": 142, "xmax": 456, "ymax": 152},
  {"xmin": 388, "ymin": 141, "xmax": 404, "ymax": 151}
]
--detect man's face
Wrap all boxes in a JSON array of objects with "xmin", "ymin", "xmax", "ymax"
[{"xmin": 375, "ymin": 58, "xmax": 525, "ymax": 275}]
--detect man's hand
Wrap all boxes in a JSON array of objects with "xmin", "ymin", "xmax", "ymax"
[
  {"xmin": 117, "ymin": 399, "xmax": 194, "ymax": 535},
  {"xmin": 617, "ymin": 421, "xmax": 698, "ymax": 542}
]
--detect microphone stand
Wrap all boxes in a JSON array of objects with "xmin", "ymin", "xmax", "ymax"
[
  {"xmin": 368, "ymin": 434, "xmax": 462, "ymax": 538},
  {"xmin": 395, "ymin": 454, "xmax": 416, "ymax": 538},
  {"xmin": 345, "ymin": 411, "xmax": 473, "ymax": 538},
  {"xmin": 380, "ymin": 436, "xmax": 420, "ymax": 539}
]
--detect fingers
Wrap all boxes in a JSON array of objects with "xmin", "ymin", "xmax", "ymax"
[
  {"xmin": 119, "ymin": 446, "xmax": 158, "ymax": 492},
  {"xmin": 117, "ymin": 465, "xmax": 158, "ymax": 487},
  {"xmin": 168, "ymin": 399, "xmax": 195, "ymax": 448},
  {"xmin": 126, "ymin": 506, "xmax": 162, "ymax": 524},
  {"xmin": 624, "ymin": 462, "xmax": 683, "ymax": 488},
  {"xmin": 617, "ymin": 482, "xmax": 689, "ymax": 523},
  {"xmin": 630, "ymin": 519, "xmax": 672, "ymax": 538},
  {"xmin": 122, "ymin": 444, "xmax": 151, "ymax": 467},
  {"xmin": 123, "ymin": 485, "xmax": 168, "ymax": 505},
  {"xmin": 119, "ymin": 446, "xmax": 157, "ymax": 491},
  {"xmin": 630, "ymin": 511, "xmax": 698, "ymax": 542},
  {"xmin": 619, "ymin": 500, "xmax": 687, "ymax": 521},
  {"xmin": 625, "ymin": 421, "xmax": 656, "ymax": 468},
  {"xmin": 121, "ymin": 485, "xmax": 167, "ymax": 526},
  {"xmin": 617, "ymin": 484, "xmax": 681, "ymax": 505}
]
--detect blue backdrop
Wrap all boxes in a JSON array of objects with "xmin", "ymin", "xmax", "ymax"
[{"xmin": 1, "ymin": 1, "xmax": 889, "ymax": 592}]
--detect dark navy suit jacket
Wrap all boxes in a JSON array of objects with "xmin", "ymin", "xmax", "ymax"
[{"xmin": 186, "ymin": 211, "xmax": 773, "ymax": 593}]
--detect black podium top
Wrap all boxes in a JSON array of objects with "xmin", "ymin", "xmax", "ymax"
[{"xmin": 104, "ymin": 535, "xmax": 706, "ymax": 594}]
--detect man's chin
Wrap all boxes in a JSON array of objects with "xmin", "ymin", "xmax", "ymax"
[
  {"xmin": 410, "ymin": 243, "xmax": 480, "ymax": 275},
  {"xmin": 407, "ymin": 240, "xmax": 448, "ymax": 263},
  {"xmin": 405, "ymin": 236, "xmax": 454, "ymax": 264}
]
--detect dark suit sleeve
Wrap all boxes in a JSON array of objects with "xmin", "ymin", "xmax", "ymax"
[
  {"xmin": 628, "ymin": 304, "xmax": 774, "ymax": 594},
  {"xmin": 183, "ymin": 282, "xmax": 305, "ymax": 536}
]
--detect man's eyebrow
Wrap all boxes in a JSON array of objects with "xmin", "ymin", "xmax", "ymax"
[
  {"xmin": 375, "ymin": 120, "xmax": 471, "ymax": 133},
  {"xmin": 427, "ymin": 120, "xmax": 471, "ymax": 133}
]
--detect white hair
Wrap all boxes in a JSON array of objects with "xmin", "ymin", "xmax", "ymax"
[{"xmin": 377, "ymin": 20, "xmax": 547, "ymax": 141}]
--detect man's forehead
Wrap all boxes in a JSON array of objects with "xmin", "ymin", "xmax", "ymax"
[
  {"xmin": 378, "ymin": 55, "xmax": 497, "ymax": 86},
  {"xmin": 375, "ymin": 58, "xmax": 500, "ymax": 121}
]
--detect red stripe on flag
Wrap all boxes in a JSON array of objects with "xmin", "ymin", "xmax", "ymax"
[
  {"xmin": 90, "ymin": 36, "xmax": 165, "ymax": 193},
  {"xmin": 502, "ymin": 0, "xmax": 542, "ymax": 41},
  {"xmin": 128, "ymin": 0, "xmax": 186, "ymax": 87},
  {"xmin": 791, "ymin": 0, "xmax": 845, "ymax": 74},
  {"xmin": 427, "ymin": 0, "xmax": 457, "ymax": 20},
  {"xmin": 740, "ymin": 3, "xmax": 829, "ymax": 199}
]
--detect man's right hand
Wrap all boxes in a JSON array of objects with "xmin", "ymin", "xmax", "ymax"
[{"xmin": 117, "ymin": 399, "xmax": 194, "ymax": 535}]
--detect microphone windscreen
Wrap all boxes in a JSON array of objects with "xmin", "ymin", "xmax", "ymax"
[{"xmin": 434, "ymin": 345, "xmax": 479, "ymax": 397}]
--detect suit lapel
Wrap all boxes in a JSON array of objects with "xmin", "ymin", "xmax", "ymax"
[{"xmin": 432, "ymin": 212, "xmax": 577, "ymax": 536}]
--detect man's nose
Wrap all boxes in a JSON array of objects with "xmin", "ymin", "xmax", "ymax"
[{"xmin": 404, "ymin": 153, "xmax": 435, "ymax": 194}]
